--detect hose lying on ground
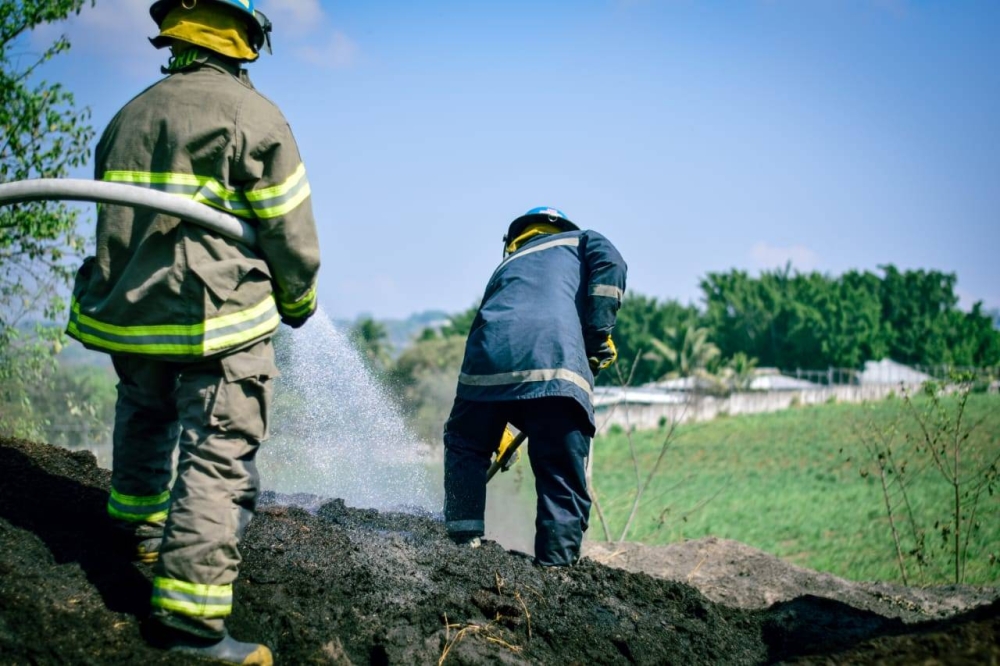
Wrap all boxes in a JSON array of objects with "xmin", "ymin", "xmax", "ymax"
[{"xmin": 0, "ymin": 178, "xmax": 256, "ymax": 246}]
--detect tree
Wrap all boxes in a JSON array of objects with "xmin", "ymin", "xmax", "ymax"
[
  {"xmin": 1, "ymin": 0, "xmax": 95, "ymax": 438},
  {"xmin": 700, "ymin": 267, "xmax": 788, "ymax": 368},
  {"xmin": 646, "ymin": 325, "xmax": 720, "ymax": 380},
  {"xmin": 821, "ymin": 270, "xmax": 888, "ymax": 368},
  {"xmin": 606, "ymin": 293, "xmax": 701, "ymax": 386},
  {"xmin": 388, "ymin": 335, "xmax": 466, "ymax": 443},
  {"xmin": 438, "ymin": 302, "xmax": 479, "ymax": 339},
  {"xmin": 349, "ymin": 317, "xmax": 392, "ymax": 371},
  {"xmin": 25, "ymin": 360, "xmax": 115, "ymax": 451},
  {"xmin": 719, "ymin": 352, "xmax": 759, "ymax": 391},
  {"xmin": 700, "ymin": 265, "xmax": 999, "ymax": 372},
  {"xmin": 878, "ymin": 265, "xmax": 957, "ymax": 366}
]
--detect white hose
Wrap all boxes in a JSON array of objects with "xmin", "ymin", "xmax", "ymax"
[{"xmin": 0, "ymin": 178, "xmax": 256, "ymax": 245}]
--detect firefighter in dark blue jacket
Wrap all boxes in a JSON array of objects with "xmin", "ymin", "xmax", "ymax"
[{"xmin": 444, "ymin": 206, "xmax": 627, "ymax": 566}]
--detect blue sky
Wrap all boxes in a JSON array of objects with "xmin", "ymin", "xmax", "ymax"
[{"xmin": 32, "ymin": 0, "xmax": 1000, "ymax": 320}]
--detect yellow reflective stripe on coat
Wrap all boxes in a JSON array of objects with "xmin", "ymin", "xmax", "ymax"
[
  {"xmin": 152, "ymin": 577, "xmax": 233, "ymax": 618},
  {"xmin": 280, "ymin": 283, "xmax": 317, "ymax": 317},
  {"xmin": 102, "ymin": 170, "xmax": 254, "ymax": 218},
  {"xmin": 68, "ymin": 295, "xmax": 280, "ymax": 357},
  {"xmin": 245, "ymin": 163, "xmax": 311, "ymax": 219},
  {"xmin": 107, "ymin": 488, "xmax": 171, "ymax": 523}
]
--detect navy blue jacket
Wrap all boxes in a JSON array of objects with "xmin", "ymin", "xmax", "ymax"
[{"xmin": 456, "ymin": 229, "xmax": 627, "ymax": 434}]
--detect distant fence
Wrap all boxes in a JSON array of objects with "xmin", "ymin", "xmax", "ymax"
[
  {"xmin": 788, "ymin": 367, "xmax": 860, "ymax": 386},
  {"xmin": 788, "ymin": 365, "xmax": 999, "ymax": 387},
  {"xmin": 595, "ymin": 383, "xmax": 917, "ymax": 434}
]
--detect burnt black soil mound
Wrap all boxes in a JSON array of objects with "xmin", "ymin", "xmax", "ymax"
[{"xmin": 1, "ymin": 436, "xmax": 997, "ymax": 665}]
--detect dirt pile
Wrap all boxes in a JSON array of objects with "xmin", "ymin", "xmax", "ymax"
[
  {"xmin": 1, "ymin": 436, "xmax": 997, "ymax": 665},
  {"xmin": 584, "ymin": 539, "xmax": 1000, "ymax": 620}
]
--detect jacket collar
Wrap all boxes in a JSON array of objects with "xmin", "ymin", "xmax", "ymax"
[{"xmin": 163, "ymin": 47, "xmax": 244, "ymax": 79}]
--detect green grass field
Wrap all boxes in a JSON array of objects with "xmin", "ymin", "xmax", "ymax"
[{"xmin": 590, "ymin": 392, "xmax": 1000, "ymax": 586}]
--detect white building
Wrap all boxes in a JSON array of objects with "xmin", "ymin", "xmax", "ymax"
[{"xmin": 857, "ymin": 359, "xmax": 933, "ymax": 385}]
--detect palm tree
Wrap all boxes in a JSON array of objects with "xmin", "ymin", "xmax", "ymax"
[
  {"xmin": 719, "ymin": 352, "xmax": 759, "ymax": 391},
  {"xmin": 646, "ymin": 325, "xmax": 721, "ymax": 380}
]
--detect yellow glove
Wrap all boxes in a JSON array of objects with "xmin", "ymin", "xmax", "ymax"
[{"xmin": 588, "ymin": 335, "xmax": 618, "ymax": 373}]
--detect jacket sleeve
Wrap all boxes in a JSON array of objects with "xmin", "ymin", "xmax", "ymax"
[
  {"xmin": 581, "ymin": 230, "xmax": 627, "ymax": 361},
  {"xmin": 237, "ymin": 97, "xmax": 321, "ymax": 324}
]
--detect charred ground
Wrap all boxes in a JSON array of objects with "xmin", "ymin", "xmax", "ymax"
[{"xmin": 0, "ymin": 436, "xmax": 997, "ymax": 665}]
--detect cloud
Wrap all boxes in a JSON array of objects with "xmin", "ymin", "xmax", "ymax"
[
  {"xmin": 30, "ymin": 1, "xmax": 357, "ymax": 76},
  {"xmin": 749, "ymin": 242, "xmax": 821, "ymax": 271},
  {"xmin": 295, "ymin": 30, "xmax": 358, "ymax": 69},
  {"xmin": 260, "ymin": 0, "xmax": 326, "ymax": 35},
  {"xmin": 30, "ymin": 0, "xmax": 162, "ymax": 76},
  {"xmin": 260, "ymin": 2, "xmax": 361, "ymax": 69}
]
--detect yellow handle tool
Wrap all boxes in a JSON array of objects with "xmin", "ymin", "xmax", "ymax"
[{"xmin": 486, "ymin": 429, "xmax": 527, "ymax": 483}]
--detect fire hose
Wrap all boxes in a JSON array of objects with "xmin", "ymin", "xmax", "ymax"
[
  {"xmin": 0, "ymin": 178, "xmax": 256, "ymax": 246},
  {"xmin": 4, "ymin": 177, "xmax": 530, "ymax": 478}
]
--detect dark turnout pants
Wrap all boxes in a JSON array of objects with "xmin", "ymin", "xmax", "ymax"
[{"xmin": 443, "ymin": 396, "xmax": 592, "ymax": 566}]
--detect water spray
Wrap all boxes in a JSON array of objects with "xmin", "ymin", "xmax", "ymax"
[
  {"xmin": 0, "ymin": 178, "xmax": 440, "ymax": 513},
  {"xmin": 261, "ymin": 307, "xmax": 439, "ymax": 512}
]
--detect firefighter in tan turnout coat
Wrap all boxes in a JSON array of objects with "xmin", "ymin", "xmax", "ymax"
[{"xmin": 67, "ymin": 1, "xmax": 318, "ymax": 662}]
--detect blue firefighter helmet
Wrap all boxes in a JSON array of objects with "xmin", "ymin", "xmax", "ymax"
[
  {"xmin": 505, "ymin": 206, "xmax": 580, "ymax": 245},
  {"xmin": 150, "ymin": 0, "xmax": 273, "ymax": 55}
]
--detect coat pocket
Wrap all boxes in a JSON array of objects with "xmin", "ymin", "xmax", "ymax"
[
  {"xmin": 184, "ymin": 233, "xmax": 272, "ymax": 307},
  {"xmin": 207, "ymin": 344, "xmax": 280, "ymax": 440}
]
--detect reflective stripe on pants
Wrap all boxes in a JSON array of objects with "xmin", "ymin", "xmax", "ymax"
[
  {"xmin": 443, "ymin": 396, "xmax": 592, "ymax": 566},
  {"xmin": 111, "ymin": 338, "xmax": 276, "ymax": 637}
]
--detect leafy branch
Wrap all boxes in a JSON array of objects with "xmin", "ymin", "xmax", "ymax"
[{"xmin": 0, "ymin": 0, "xmax": 95, "ymax": 439}]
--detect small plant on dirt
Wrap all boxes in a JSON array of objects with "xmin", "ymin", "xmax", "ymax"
[
  {"xmin": 438, "ymin": 616, "xmax": 521, "ymax": 665},
  {"xmin": 852, "ymin": 374, "xmax": 1000, "ymax": 585},
  {"xmin": 589, "ymin": 353, "xmax": 721, "ymax": 544},
  {"xmin": 437, "ymin": 572, "xmax": 534, "ymax": 664}
]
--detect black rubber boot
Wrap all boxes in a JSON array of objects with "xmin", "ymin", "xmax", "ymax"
[
  {"xmin": 134, "ymin": 536, "xmax": 161, "ymax": 563},
  {"xmin": 110, "ymin": 520, "xmax": 163, "ymax": 563},
  {"xmin": 161, "ymin": 629, "xmax": 273, "ymax": 665}
]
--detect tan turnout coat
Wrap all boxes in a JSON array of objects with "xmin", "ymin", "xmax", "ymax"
[{"xmin": 68, "ymin": 52, "xmax": 320, "ymax": 360}]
